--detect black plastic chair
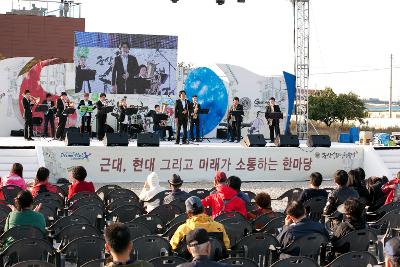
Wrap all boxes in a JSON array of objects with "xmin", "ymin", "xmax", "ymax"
[
  {"xmin": 105, "ymin": 197, "xmax": 140, "ymax": 211},
  {"xmin": 368, "ymin": 209, "xmax": 400, "ymax": 234},
  {"xmin": 259, "ymin": 216, "xmax": 285, "ymax": 235},
  {"xmin": 132, "ymin": 214, "xmax": 164, "ymax": 234},
  {"xmin": 59, "ymin": 236, "xmax": 105, "ymax": 267},
  {"xmin": 131, "ymin": 235, "xmax": 171, "ymax": 261},
  {"xmin": 303, "ymin": 196, "xmax": 328, "ymax": 222},
  {"xmin": 242, "ymin": 191, "xmax": 256, "ymax": 200},
  {"xmin": 0, "ymin": 185, "xmax": 22, "ymax": 204},
  {"xmin": 162, "ymin": 221, "xmax": 185, "ymax": 240},
  {"xmin": 189, "ymin": 189, "xmax": 210, "ymax": 199},
  {"xmin": 106, "ymin": 204, "xmax": 142, "ymax": 223},
  {"xmin": 149, "ymin": 256, "xmax": 187, "ymax": 266},
  {"xmin": 148, "ymin": 204, "xmax": 183, "ymax": 224},
  {"xmin": 125, "ymin": 222, "xmax": 152, "ymax": 240},
  {"xmin": 331, "ymin": 229, "xmax": 377, "ymax": 255},
  {"xmin": 367, "ymin": 201, "xmax": 400, "ymax": 221},
  {"xmin": 0, "ymin": 226, "xmax": 45, "ymax": 245},
  {"xmin": 48, "ymin": 215, "xmax": 90, "ymax": 236},
  {"xmin": 70, "ymin": 204, "xmax": 104, "ymax": 228},
  {"xmin": 275, "ymin": 188, "xmax": 303, "ymax": 203},
  {"xmin": 168, "ymin": 198, "xmax": 186, "ymax": 212},
  {"xmin": 80, "ymin": 258, "xmax": 106, "ymax": 267},
  {"xmin": 10, "ymin": 260, "xmax": 56, "ymax": 267},
  {"xmin": 96, "ymin": 184, "xmax": 121, "ymax": 200},
  {"xmin": 215, "ymin": 211, "xmax": 247, "ymax": 222},
  {"xmin": 35, "ymin": 204, "xmax": 58, "ymax": 226},
  {"xmin": 143, "ymin": 190, "xmax": 172, "ymax": 206},
  {"xmin": 0, "ymin": 204, "xmax": 12, "ymax": 214},
  {"xmin": 68, "ymin": 191, "xmax": 98, "ymax": 204},
  {"xmin": 68, "ymin": 195, "xmax": 104, "ymax": 211},
  {"xmin": 33, "ymin": 192, "xmax": 64, "ymax": 211},
  {"xmin": 220, "ymin": 217, "xmax": 252, "ymax": 246},
  {"xmin": 282, "ymin": 233, "xmax": 328, "ymax": 261},
  {"xmin": 0, "ymin": 208, "xmax": 10, "ymax": 226},
  {"xmin": 270, "ymin": 256, "xmax": 319, "ymax": 267},
  {"xmin": 219, "ymin": 257, "xmax": 259, "ymax": 267},
  {"xmin": 54, "ymin": 223, "xmax": 101, "ymax": 247},
  {"xmin": 105, "ymin": 188, "xmax": 139, "ymax": 204},
  {"xmin": 252, "ymin": 212, "xmax": 285, "ymax": 231},
  {"xmin": 324, "ymin": 251, "xmax": 378, "ymax": 267}
]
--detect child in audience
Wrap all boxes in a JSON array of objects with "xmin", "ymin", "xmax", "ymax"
[
  {"xmin": 138, "ymin": 172, "xmax": 165, "ymax": 212},
  {"xmin": 1, "ymin": 163, "xmax": 27, "ymax": 189},
  {"xmin": 382, "ymin": 171, "xmax": 400, "ymax": 205},
  {"xmin": 67, "ymin": 166, "xmax": 95, "ymax": 199},
  {"xmin": 30, "ymin": 167, "xmax": 58, "ymax": 197}
]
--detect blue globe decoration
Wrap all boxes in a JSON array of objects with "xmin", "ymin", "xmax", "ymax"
[{"xmin": 184, "ymin": 67, "xmax": 228, "ymax": 135}]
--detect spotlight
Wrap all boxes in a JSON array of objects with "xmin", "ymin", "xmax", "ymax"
[
  {"xmin": 171, "ymin": 0, "xmax": 178, "ymax": 2},
  {"xmin": 216, "ymin": 0, "xmax": 225, "ymax": 5},
  {"xmin": 238, "ymin": 0, "xmax": 245, "ymax": 2}
]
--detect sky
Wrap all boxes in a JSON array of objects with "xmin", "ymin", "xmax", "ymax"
[{"xmin": 1, "ymin": 0, "xmax": 400, "ymax": 100}]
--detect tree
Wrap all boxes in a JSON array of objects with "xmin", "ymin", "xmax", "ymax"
[
  {"xmin": 308, "ymin": 87, "xmax": 338, "ymax": 127},
  {"xmin": 336, "ymin": 92, "xmax": 367, "ymax": 127}
]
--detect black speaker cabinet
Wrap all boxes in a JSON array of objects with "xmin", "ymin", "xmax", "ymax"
[
  {"xmin": 275, "ymin": 134, "xmax": 300, "ymax": 147},
  {"xmin": 65, "ymin": 132, "xmax": 90, "ymax": 146},
  {"xmin": 307, "ymin": 135, "xmax": 331, "ymax": 147},
  {"xmin": 242, "ymin": 134, "xmax": 266, "ymax": 147},
  {"xmin": 216, "ymin": 128, "xmax": 228, "ymax": 139},
  {"xmin": 137, "ymin": 133, "xmax": 160, "ymax": 147},
  {"xmin": 103, "ymin": 133, "xmax": 129, "ymax": 147}
]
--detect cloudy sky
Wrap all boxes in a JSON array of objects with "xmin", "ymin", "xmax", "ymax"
[{"xmin": 2, "ymin": 0, "xmax": 400, "ymax": 100}]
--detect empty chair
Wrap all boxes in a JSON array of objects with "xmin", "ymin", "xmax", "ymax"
[
  {"xmin": 106, "ymin": 204, "xmax": 142, "ymax": 223},
  {"xmin": 0, "ymin": 185, "xmax": 22, "ymax": 204},
  {"xmin": 68, "ymin": 191, "xmax": 98, "ymax": 204},
  {"xmin": 0, "ymin": 226, "xmax": 45, "ymax": 245},
  {"xmin": 219, "ymin": 257, "xmax": 260, "ymax": 267},
  {"xmin": 48, "ymin": 214, "xmax": 90, "ymax": 236},
  {"xmin": 369, "ymin": 209, "xmax": 400, "ymax": 234},
  {"xmin": 105, "ymin": 188, "xmax": 139, "ymax": 204},
  {"xmin": 162, "ymin": 221, "xmax": 185, "ymax": 240},
  {"xmin": 10, "ymin": 260, "xmax": 56, "ymax": 267},
  {"xmin": 149, "ymin": 256, "xmax": 187, "ymax": 266},
  {"xmin": 220, "ymin": 217, "xmax": 252, "ymax": 246},
  {"xmin": 54, "ymin": 224, "xmax": 101, "ymax": 247},
  {"xmin": 189, "ymin": 189, "xmax": 210, "ymax": 199},
  {"xmin": 259, "ymin": 216, "xmax": 285, "ymax": 235},
  {"xmin": 252, "ymin": 212, "xmax": 285, "ymax": 231},
  {"xmin": 330, "ymin": 229, "xmax": 377, "ymax": 255},
  {"xmin": 59, "ymin": 236, "xmax": 105, "ymax": 267},
  {"xmin": 70, "ymin": 204, "xmax": 104, "ymax": 228},
  {"xmin": 81, "ymin": 258, "xmax": 106, "ymax": 267},
  {"xmin": 36, "ymin": 204, "xmax": 58, "ymax": 226},
  {"xmin": 165, "ymin": 213, "xmax": 187, "ymax": 229},
  {"xmin": 276, "ymin": 188, "xmax": 303, "ymax": 203},
  {"xmin": 33, "ymin": 192, "xmax": 64, "ymax": 212},
  {"xmin": 303, "ymin": 197, "xmax": 328, "ymax": 222},
  {"xmin": 105, "ymin": 197, "xmax": 140, "ymax": 211},
  {"xmin": 270, "ymin": 256, "xmax": 319, "ymax": 267},
  {"xmin": 0, "ymin": 204, "xmax": 12, "ymax": 214},
  {"xmin": 282, "ymin": 233, "xmax": 328, "ymax": 261},
  {"xmin": 96, "ymin": 184, "xmax": 121, "ymax": 200},
  {"xmin": 0, "ymin": 208, "xmax": 10, "ymax": 225},
  {"xmin": 325, "ymin": 251, "xmax": 378, "ymax": 267},
  {"xmin": 131, "ymin": 235, "xmax": 171, "ymax": 261},
  {"xmin": 125, "ymin": 222, "xmax": 151, "ymax": 240},
  {"xmin": 68, "ymin": 195, "xmax": 104, "ymax": 211},
  {"xmin": 132, "ymin": 214, "xmax": 164, "ymax": 234},
  {"xmin": 148, "ymin": 204, "xmax": 183, "ymax": 224},
  {"xmin": 215, "ymin": 211, "xmax": 247, "ymax": 222}
]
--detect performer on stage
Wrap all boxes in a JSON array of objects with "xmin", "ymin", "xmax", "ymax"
[
  {"xmin": 78, "ymin": 93, "xmax": 93, "ymax": 134},
  {"xmin": 227, "ymin": 97, "xmax": 244, "ymax": 143},
  {"xmin": 55, "ymin": 92, "xmax": 69, "ymax": 140},
  {"xmin": 265, "ymin": 97, "xmax": 281, "ymax": 142},
  {"xmin": 189, "ymin": 95, "xmax": 201, "ymax": 142},
  {"xmin": 174, "ymin": 90, "xmax": 190, "ymax": 144},
  {"xmin": 96, "ymin": 93, "xmax": 108, "ymax": 141},
  {"xmin": 22, "ymin": 90, "xmax": 37, "ymax": 141},
  {"xmin": 153, "ymin": 104, "xmax": 173, "ymax": 141},
  {"xmin": 118, "ymin": 98, "xmax": 129, "ymax": 134},
  {"xmin": 111, "ymin": 42, "xmax": 139, "ymax": 94},
  {"xmin": 42, "ymin": 93, "xmax": 55, "ymax": 138}
]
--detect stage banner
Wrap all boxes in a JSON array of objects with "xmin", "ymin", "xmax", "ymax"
[{"xmin": 38, "ymin": 146, "xmax": 364, "ymax": 183}]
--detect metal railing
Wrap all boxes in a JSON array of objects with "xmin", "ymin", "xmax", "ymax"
[{"xmin": 4, "ymin": 0, "xmax": 82, "ymax": 18}]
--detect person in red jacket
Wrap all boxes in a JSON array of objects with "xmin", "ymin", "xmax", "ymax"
[
  {"xmin": 30, "ymin": 167, "xmax": 58, "ymax": 197},
  {"xmin": 201, "ymin": 171, "xmax": 247, "ymax": 218},
  {"xmin": 67, "ymin": 166, "xmax": 95, "ymax": 200},
  {"xmin": 382, "ymin": 171, "xmax": 400, "ymax": 205}
]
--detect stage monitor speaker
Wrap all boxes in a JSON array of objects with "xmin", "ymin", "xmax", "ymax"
[
  {"xmin": 275, "ymin": 134, "xmax": 300, "ymax": 147},
  {"xmin": 103, "ymin": 133, "xmax": 129, "ymax": 147},
  {"xmin": 137, "ymin": 133, "xmax": 160, "ymax": 147},
  {"xmin": 65, "ymin": 132, "xmax": 90, "ymax": 146},
  {"xmin": 216, "ymin": 128, "xmax": 228, "ymax": 139},
  {"xmin": 242, "ymin": 134, "xmax": 266, "ymax": 147},
  {"xmin": 307, "ymin": 135, "xmax": 331, "ymax": 147}
]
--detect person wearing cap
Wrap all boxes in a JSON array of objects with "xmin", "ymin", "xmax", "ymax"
[
  {"xmin": 176, "ymin": 228, "xmax": 231, "ymax": 267},
  {"xmin": 385, "ymin": 237, "xmax": 400, "ymax": 267},
  {"xmin": 170, "ymin": 196, "xmax": 230, "ymax": 251},
  {"xmin": 202, "ymin": 171, "xmax": 247, "ymax": 218},
  {"xmin": 138, "ymin": 172, "xmax": 165, "ymax": 212},
  {"xmin": 164, "ymin": 174, "xmax": 190, "ymax": 205}
]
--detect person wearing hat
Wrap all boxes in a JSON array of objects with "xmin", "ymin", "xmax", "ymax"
[
  {"xmin": 164, "ymin": 174, "xmax": 190, "ymax": 205},
  {"xmin": 170, "ymin": 196, "xmax": 230, "ymax": 251},
  {"xmin": 385, "ymin": 237, "xmax": 400, "ymax": 267},
  {"xmin": 138, "ymin": 172, "xmax": 165, "ymax": 212},
  {"xmin": 176, "ymin": 228, "xmax": 231, "ymax": 267}
]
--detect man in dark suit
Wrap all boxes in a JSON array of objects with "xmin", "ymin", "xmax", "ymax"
[
  {"xmin": 111, "ymin": 42, "xmax": 139, "ymax": 94},
  {"xmin": 174, "ymin": 90, "xmax": 190, "ymax": 144},
  {"xmin": 22, "ymin": 89, "xmax": 34, "ymax": 141},
  {"xmin": 265, "ymin": 97, "xmax": 281, "ymax": 142},
  {"xmin": 75, "ymin": 56, "xmax": 92, "ymax": 93},
  {"xmin": 96, "ymin": 93, "xmax": 108, "ymax": 141},
  {"xmin": 189, "ymin": 95, "xmax": 201, "ymax": 142},
  {"xmin": 78, "ymin": 93, "xmax": 93, "ymax": 134},
  {"xmin": 227, "ymin": 97, "xmax": 244, "ymax": 143},
  {"xmin": 55, "ymin": 92, "xmax": 69, "ymax": 140},
  {"xmin": 42, "ymin": 93, "xmax": 55, "ymax": 138}
]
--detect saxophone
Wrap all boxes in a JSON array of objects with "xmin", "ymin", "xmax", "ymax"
[{"xmin": 192, "ymin": 103, "xmax": 199, "ymax": 120}]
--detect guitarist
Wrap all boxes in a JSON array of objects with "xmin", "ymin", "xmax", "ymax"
[{"xmin": 77, "ymin": 93, "xmax": 93, "ymax": 134}]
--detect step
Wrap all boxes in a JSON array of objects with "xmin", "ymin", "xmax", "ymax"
[{"xmin": 0, "ymin": 149, "xmax": 39, "ymax": 180}]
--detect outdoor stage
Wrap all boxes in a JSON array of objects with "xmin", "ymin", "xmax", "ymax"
[{"xmin": 0, "ymin": 137, "xmax": 366, "ymax": 183}]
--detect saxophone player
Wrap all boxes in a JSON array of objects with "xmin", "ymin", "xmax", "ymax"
[{"xmin": 189, "ymin": 95, "xmax": 201, "ymax": 142}]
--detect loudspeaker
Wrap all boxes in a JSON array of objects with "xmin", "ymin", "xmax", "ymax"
[
  {"xmin": 275, "ymin": 134, "xmax": 300, "ymax": 147},
  {"xmin": 307, "ymin": 135, "xmax": 331, "ymax": 147},
  {"xmin": 242, "ymin": 134, "xmax": 266, "ymax": 147},
  {"xmin": 65, "ymin": 132, "xmax": 90, "ymax": 146},
  {"xmin": 137, "ymin": 133, "xmax": 160, "ymax": 147},
  {"xmin": 216, "ymin": 128, "xmax": 228, "ymax": 139},
  {"xmin": 103, "ymin": 133, "xmax": 129, "ymax": 146},
  {"xmin": 10, "ymin": 129, "xmax": 24, "ymax": 137}
]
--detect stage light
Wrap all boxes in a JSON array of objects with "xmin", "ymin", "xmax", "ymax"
[
  {"xmin": 171, "ymin": 0, "xmax": 178, "ymax": 2},
  {"xmin": 238, "ymin": 0, "xmax": 245, "ymax": 2},
  {"xmin": 217, "ymin": 0, "xmax": 225, "ymax": 5}
]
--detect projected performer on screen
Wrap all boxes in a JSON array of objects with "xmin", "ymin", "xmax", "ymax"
[
  {"xmin": 111, "ymin": 42, "xmax": 139, "ymax": 94},
  {"xmin": 227, "ymin": 97, "xmax": 244, "ymax": 143},
  {"xmin": 265, "ymin": 97, "xmax": 281, "ymax": 142}
]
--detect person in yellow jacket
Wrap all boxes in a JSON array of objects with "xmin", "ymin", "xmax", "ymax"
[{"xmin": 170, "ymin": 196, "xmax": 230, "ymax": 250}]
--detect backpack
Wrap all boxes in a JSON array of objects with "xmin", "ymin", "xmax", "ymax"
[
  {"xmin": 37, "ymin": 184, "xmax": 49, "ymax": 194},
  {"xmin": 216, "ymin": 194, "xmax": 239, "ymax": 217}
]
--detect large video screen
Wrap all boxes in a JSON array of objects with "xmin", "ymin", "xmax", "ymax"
[{"xmin": 74, "ymin": 32, "xmax": 178, "ymax": 95}]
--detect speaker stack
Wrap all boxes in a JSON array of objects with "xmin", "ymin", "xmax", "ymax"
[
  {"xmin": 103, "ymin": 133, "xmax": 129, "ymax": 147},
  {"xmin": 241, "ymin": 134, "xmax": 266, "ymax": 147}
]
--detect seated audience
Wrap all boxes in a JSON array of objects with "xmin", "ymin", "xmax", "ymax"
[
  {"xmin": 176, "ymin": 228, "xmax": 231, "ymax": 267},
  {"xmin": 164, "ymin": 174, "xmax": 190, "ymax": 204},
  {"xmin": 277, "ymin": 201, "xmax": 329, "ymax": 256},
  {"xmin": 298, "ymin": 172, "xmax": 328, "ymax": 203},
  {"xmin": 4, "ymin": 190, "xmax": 46, "ymax": 233},
  {"xmin": 347, "ymin": 169, "xmax": 369, "ymax": 203},
  {"xmin": 30, "ymin": 167, "xmax": 58, "ymax": 197},
  {"xmin": 201, "ymin": 171, "xmax": 247, "ymax": 218},
  {"xmin": 105, "ymin": 222, "xmax": 153, "ymax": 267},
  {"xmin": 67, "ymin": 166, "xmax": 95, "ymax": 200},
  {"xmin": 170, "ymin": 196, "xmax": 230, "ymax": 250},
  {"xmin": 366, "ymin": 176, "xmax": 388, "ymax": 211},
  {"xmin": 382, "ymin": 171, "xmax": 400, "ymax": 205},
  {"xmin": 227, "ymin": 176, "xmax": 250, "ymax": 203},
  {"xmin": 324, "ymin": 170, "xmax": 359, "ymax": 216},
  {"xmin": 385, "ymin": 237, "xmax": 400, "ymax": 267},
  {"xmin": 1, "ymin": 163, "xmax": 27, "ymax": 189},
  {"xmin": 138, "ymin": 172, "xmax": 165, "ymax": 212},
  {"xmin": 248, "ymin": 192, "xmax": 276, "ymax": 219}
]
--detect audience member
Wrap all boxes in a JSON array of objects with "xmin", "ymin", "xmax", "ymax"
[
  {"xmin": 105, "ymin": 222, "xmax": 153, "ymax": 267},
  {"xmin": 176, "ymin": 228, "xmax": 231, "ymax": 267},
  {"xmin": 67, "ymin": 166, "xmax": 95, "ymax": 200},
  {"xmin": 30, "ymin": 167, "xmax": 58, "ymax": 197},
  {"xmin": 227, "ymin": 176, "xmax": 250, "ymax": 203},
  {"xmin": 138, "ymin": 172, "xmax": 165, "ymax": 212},
  {"xmin": 248, "ymin": 192, "xmax": 276, "ymax": 219},
  {"xmin": 202, "ymin": 171, "xmax": 247, "ymax": 218},
  {"xmin": 324, "ymin": 170, "xmax": 359, "ymax": 216},
  {"xmin": 1, "ymin": 163, "xmax": 27, "ymax": 189},
  {"xmin": 170, "ymin": 196, "xmax": 230, "ymax": 250},
  {"xmin": 298, "ymin": 172, "xmax": 328, "ymax": 203},
  {"xmin": 164, "ymin": 174, "xmax": 190, "ymax": 204},
  {"xmin": 347, "ymin": 169, "xmax": 369, "ymax": 203},
  {"xmin": 277, "ymin": 201, "xmax": 329, "ymax": 256},
  {"xmin": 382, "ymin": 171, "xmax": 400, "ymax": 205},
  {"xmin": 385, "ymin": 237, "xmax": 400, "ymax": 267},
  {"xmin": 366, "ymin": 176, "xmax": 388, "ymax": 211}
]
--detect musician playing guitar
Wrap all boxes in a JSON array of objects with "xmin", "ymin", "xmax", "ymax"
[
  {"xmin": 189, "ymin": 95, "xmax": 201, "ymax": 142},
  {"xmin": 265, "ymin": 97, "xmax": 281, "ymax": 142},
  {"xmin": 77, "ymin": 93, "xmax": 93, "ymax": 134}
]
